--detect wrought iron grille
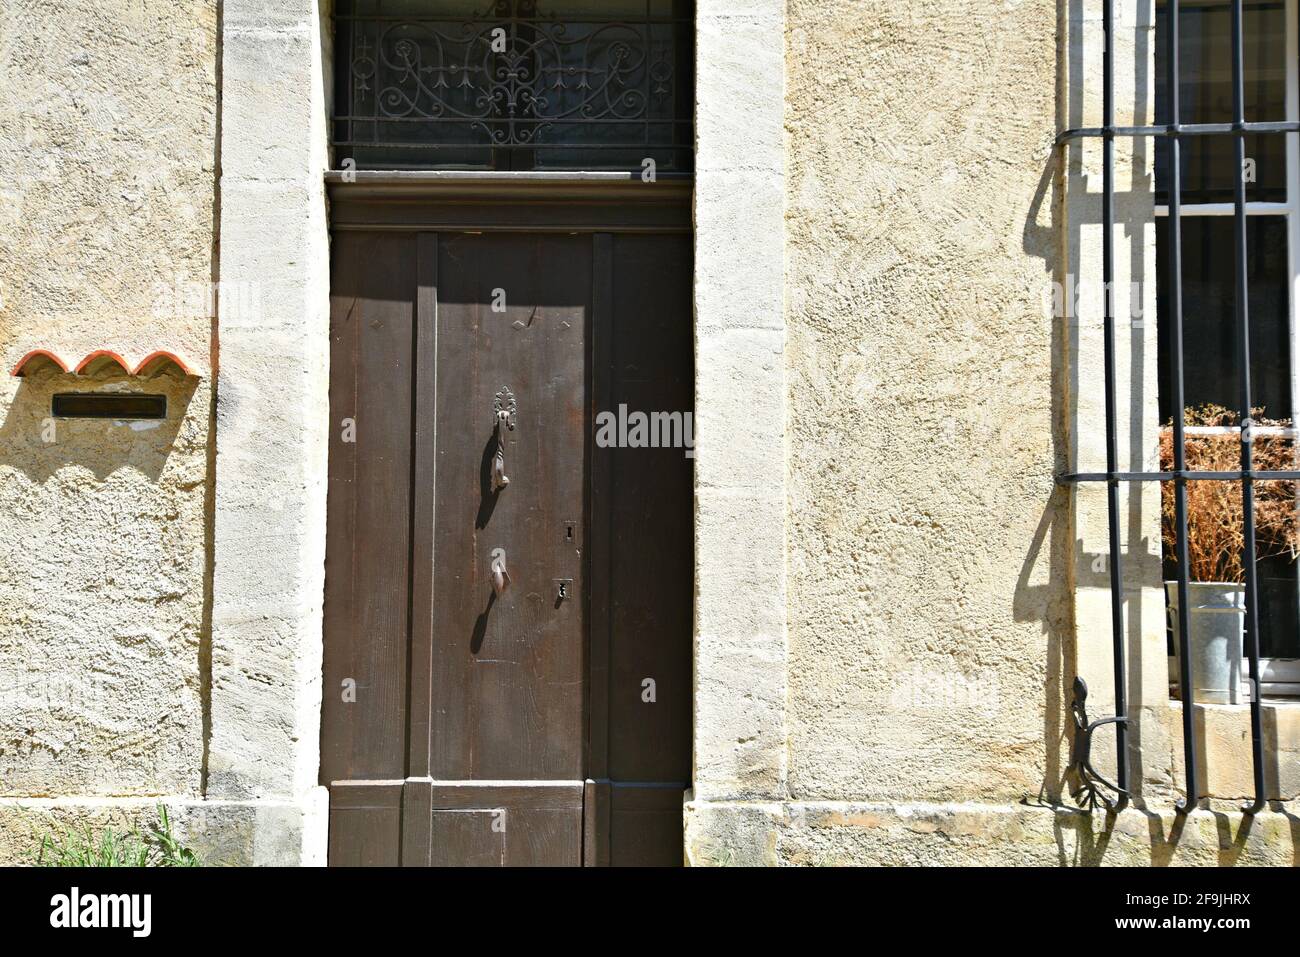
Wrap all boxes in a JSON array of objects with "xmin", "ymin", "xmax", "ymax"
[
  {"xmin": 1061, "ymin": 0, "xmax": 1300, "ymax": 814},
  {"xmin": 332, "ymin": 0, "xmax": 694, "ymax": 171}
]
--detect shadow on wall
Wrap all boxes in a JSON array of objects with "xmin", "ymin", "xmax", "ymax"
[
  {"xmin": 1053, "ymin": 803, "xmax": 1300, "ymax": 866},
  {"xmin": 1015, "ymin": 0, "xmax": 1159, "ymax": 811},
  {"xmin": 1016, "ymin": 127, "xmax": 1086, "ymax": 806},
  {"xmin": 1011, "ymin": 3, "xmax": 1075, "ymax": 805},
  {"xmin": 1013, "ymin": 488, "xmax": 1076, "ymax": 807},
  {"xmin": 0, "ymin": 363, "xmax": 211, "ymax": 800},
  {"xmin": 0, "ymin": 368, "xmax": 197, "ymax": 483}
]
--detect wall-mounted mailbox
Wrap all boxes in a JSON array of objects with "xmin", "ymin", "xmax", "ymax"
[{"xmin": 52, "ymin": 393, "xmax": 167, "ymax": 420}]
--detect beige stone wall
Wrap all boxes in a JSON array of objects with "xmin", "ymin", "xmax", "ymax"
[
  {"xmin": 687, "ymin": 800, "xmax": 1297, "ymax": 866},
  {"xmin": 717, "ymin": 0, "xmax": 1300, "ymax": 866},
  {"xmin": 693, "ymin": 0, "xmax": 789, "ymax": 804},
  {"xmin": 0, "ymin": 1, "xmax": 216, "ymax": 800},
  {"xmin": 0, "ymin": 0, "xmax": 1290, "ymax": 868},
  {"xmin": 784, "ymin": 0, "xmax": 1064, "ymax": 805}
]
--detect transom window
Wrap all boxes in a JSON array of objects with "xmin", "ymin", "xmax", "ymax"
[{"xmin": 332, "ymin": 0, "xmax": 694, "ymax": 171}]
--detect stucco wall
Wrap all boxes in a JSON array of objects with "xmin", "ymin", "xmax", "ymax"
[
  {"xmin": 0, "ymin": 0, "xmax": 217, "ymax": 803},
  {"xmin": 0, "ymin": 0, "xmax": 1291, "ymax": 868},
  {"xmin": 687, "ymin": 0, "xmax": 1300, "ymax": 865},
  {"xmin": 784, "ymin": 0, "xmax": 1063, "ymax": 805}
]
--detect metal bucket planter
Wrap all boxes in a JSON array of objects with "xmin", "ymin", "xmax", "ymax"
[{"xmin": 1164, "ymin": 582, "xmax": 1245, "ymax": 705}]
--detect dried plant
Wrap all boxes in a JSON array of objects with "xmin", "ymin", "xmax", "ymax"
[{"xmin": 1159, "ymin": 405, "xmax": 1300, "ymax": 583}]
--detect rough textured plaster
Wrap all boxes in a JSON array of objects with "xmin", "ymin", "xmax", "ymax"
[
  {"xmin": 0, "ymin": 1, "xmax": 216, "ymax": 799},
  {"xmin": 0, "ymin": 0, "xmax": 326, "ymax": 864},
  {"xmin": 784, "ymin": 0, "xmax": 1065, "ymax": 805}
]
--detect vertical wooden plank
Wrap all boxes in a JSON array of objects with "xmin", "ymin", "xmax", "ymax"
[
  {"xmin": 430, "ymin": 234, "xmax": 589, "ymax": 783},
  {"xmin": 582, "ymin": 778, "xmax": 611, "ymax": 867},
  {"xmin": 321, "ymin": 232, "xmax": 414, "ymax": 786},
  {"xmin": 351, "ymin": 234, "xmax": 414, "ymax": 780},
  {"xmin": 403, "ymin": 232, "xmax": 439, "ymax": 866},
  {"xmin": 321, "ymin": 239, "xmax": 360, "ymax": 786},
  {"xmin": 409, "ymin": 232, "xmax": 439, "ymax": 779},
  {"xmin": 606, "ymin": 233, "xmax": 693, "ymax": 786},
  {"xmin": 427, "ymin": 233, "xmax": 474, "ymax": 778},
  {"xmin": 591, "ymin": 233, "xmax": 693, "ymax": 866},
  {"xmin": 587, "ymin": 233, "xmax": 614, "ymax": 787},
  {"xmin": 401, "ymin": 778, "xmax": 432, "ymax": 867}
]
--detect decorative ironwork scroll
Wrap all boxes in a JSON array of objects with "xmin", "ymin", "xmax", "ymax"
[
  {"xmin": 334, "ymin": 0, "xmax": 694, "ymax": 171},
  {"xmin": 1068, "ymin": 677, "xmax": 1129, "ymax": 812}
]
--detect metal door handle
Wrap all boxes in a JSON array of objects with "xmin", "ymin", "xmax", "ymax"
[
  {"xmin": 490, "ymin": 547, "xmax": 510, "ymax": 597},
  {"xmin": 491, "ymin": 388, "xmax": 516, "ymax": 493},
  {"xmin": 491, "ymin": 410, "xmax": 512, "ymax": 492}
]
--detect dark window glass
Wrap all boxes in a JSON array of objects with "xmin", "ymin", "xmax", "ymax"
[
  {"xmin": 1156, "ymin": 215, "xmax": 1291, "ymax": 423},
  {"xmin": 1257, "ymin": 555, "xmax": 1299, "ymax": 657},
  {"xmin": 1154, "ymin": 0, "xmax": 1288, "ymax": 203},
  {"xmin": 1157, "ymin": 214, "xmax": 1299, "ymax": 659},
  {"xmin": 333, "ymin": 0, "xmax": 694, "ymax": 171}
]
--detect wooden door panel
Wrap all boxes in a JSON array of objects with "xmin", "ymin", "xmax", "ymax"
[
  {"xmin": 609, "ymin": 784, "xmax": 687, "ymax": 867},
  {"xmin": 322, "ymin": 232, "xmax": 415, "ymax": 786},
  {"xmin": 588, "ymin": 233, "xmax": 694, "ymax": 864},
  {"xmin": 327, "ymin": 782, "xmax": 403, "ymax": 867},
  {"xmin": 323, "ymin": 219, "xmax": 692, "ymax": 866},
  {"xmin": 422, "ymin": 784, "xmax": 583, "ymax": 866},
  {"xmin": 430, "ymin": 234, "xmax": 590, "ymax": 784},
  {"xmin": 429, "ymin": 811, "xmax": 506, "ymax": 867}
]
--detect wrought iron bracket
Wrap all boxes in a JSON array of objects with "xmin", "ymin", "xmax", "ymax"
[{"xmin": 1068, "ymin": 677, "xmax": 1129, "ymax": 812}]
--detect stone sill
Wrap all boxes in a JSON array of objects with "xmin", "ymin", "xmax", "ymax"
[
  {"xmin": 1165, "ymin": 699, "xmax": 1300, "ymax": 801},
  {"xmin": 0, "ymin": 790, "xmax": 328, "ymax": 866},
  {"xmin": 684, "ymin": 799, "xmax": 1299, "ymax": 866}
]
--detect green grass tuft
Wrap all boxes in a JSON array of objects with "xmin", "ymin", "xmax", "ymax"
[{"xmin": 29, "ymin": 805, "xmax": 200, "ymax": 867}]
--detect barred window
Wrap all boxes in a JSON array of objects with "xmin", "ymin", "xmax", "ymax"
[
  {"xmin": 332, "ymin": 0, "xmax": 694, "ymax": 171},
  {"xmin": 1155, "ymin": 1, "xmax": 1300, "ymax": 681},
  {"xmin": 1064, "ymin": 0, "xmax": 1300, "ymax": 814}
]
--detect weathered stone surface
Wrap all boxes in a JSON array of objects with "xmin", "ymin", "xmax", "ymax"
[
  {"xmin": 0, "ymin": 792, "xmax": 326, "ymax": 866},
  {"xmin": 0, "ymin": 0, "xmax": 330, "ymax": 864},
  {"xmin": 688, "ymin": 800, "xmax": 1298, "ymax": 867},
  {"xmin": 208, "ymin": 0, "xmax": 330, "ymax": 809},
  {"xmin": 692, "ymin": 0, "xmax": 788, "ymax": 806}
]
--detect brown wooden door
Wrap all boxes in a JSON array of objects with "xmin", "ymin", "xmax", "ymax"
[{"xmin": 322, "ymin": 204, "xmax": 692, "ymax": 866}]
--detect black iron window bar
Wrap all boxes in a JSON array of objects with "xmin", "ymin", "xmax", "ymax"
[
  {"xmin": 1059, "ymin": 0, "xmax": 1300, "ymax": 814},
  {"xmin": 332, "ymin": 0, "xmax": 694, "ymax": 172}
]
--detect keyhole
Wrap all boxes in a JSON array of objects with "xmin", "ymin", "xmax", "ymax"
[{"xmin": 564, "ymin": 522, "xmax": 575, "ymax": 542}]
